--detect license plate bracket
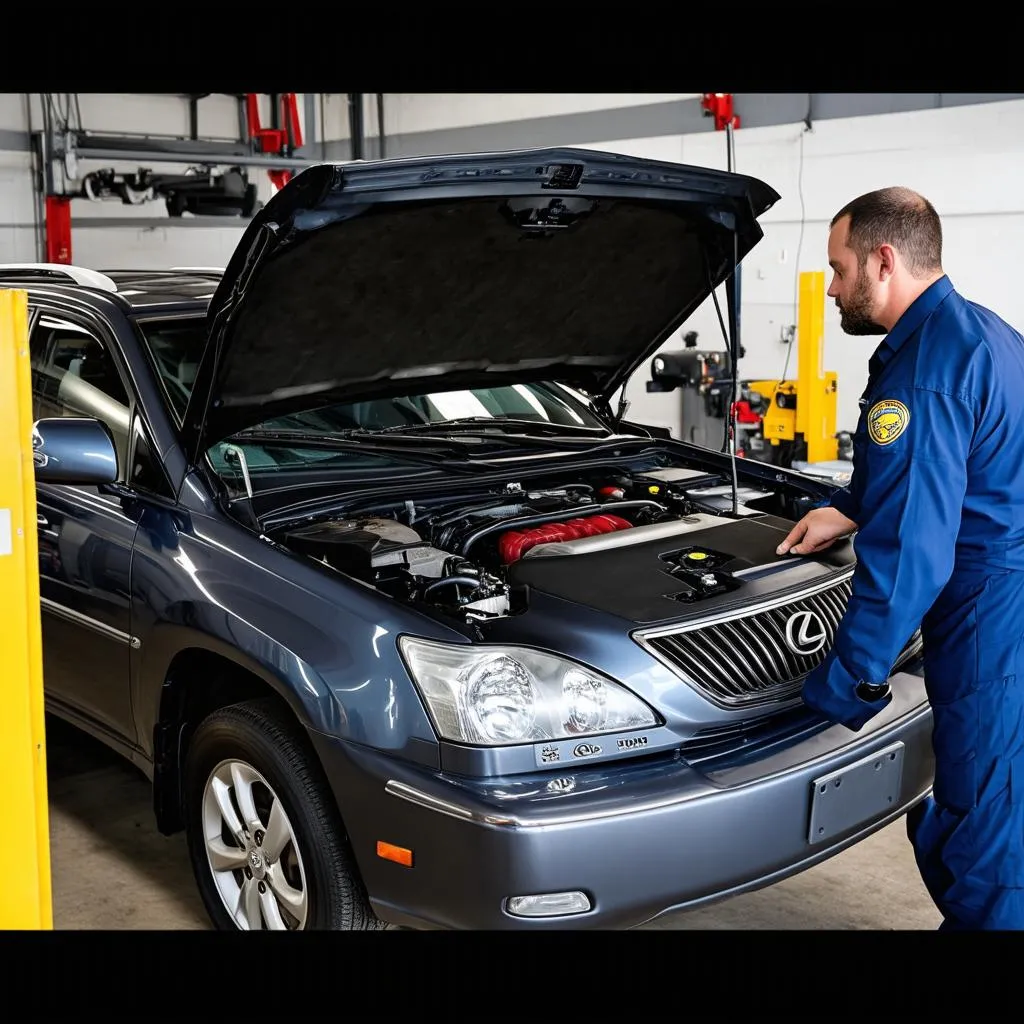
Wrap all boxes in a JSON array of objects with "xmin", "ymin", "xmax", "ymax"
[{"xmin": 808, "ymin": 741, "xmax": 905, "ymax": 845}]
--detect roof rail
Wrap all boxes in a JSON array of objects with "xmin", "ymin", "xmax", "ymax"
[{"xmin": 0, "ymin": 263, "xmax": 118, "ymax": 293}]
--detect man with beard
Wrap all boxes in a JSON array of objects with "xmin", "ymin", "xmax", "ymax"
[{"xmin": 776, "ymin": 186, "xmax": 1024, "ymax": 930}]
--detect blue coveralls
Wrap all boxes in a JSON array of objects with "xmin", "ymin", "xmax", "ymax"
[{"xmin": 802, "ymin": 275, "xmax": 1024, "ymax": 930}]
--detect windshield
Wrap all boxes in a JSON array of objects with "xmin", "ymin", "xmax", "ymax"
[{"xmin": 135, "ymin": 316, "xmax": 612, "ymax": 483}]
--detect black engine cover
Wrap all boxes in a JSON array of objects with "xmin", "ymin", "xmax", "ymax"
[{"xmin": 506, "ymin": 513, "xmax": 855, "ymax": 625}]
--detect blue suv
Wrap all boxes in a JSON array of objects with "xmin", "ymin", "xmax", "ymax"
[{"xmin": 7, "ymin": 147, "xmax": 933, "ymax": 930}]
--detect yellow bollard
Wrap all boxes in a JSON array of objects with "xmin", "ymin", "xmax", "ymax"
[{"xmin": 0, "ymin": 288, "xmax": 53, "ymax": 929}]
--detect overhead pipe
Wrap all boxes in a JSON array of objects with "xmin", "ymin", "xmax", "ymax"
[
  {"xmin": 319, "ymin": 94, "xmax": 327, "ymax": 159},
  {"xmin": 303, "ymin": 93, "xmax": 318, "ymax": 159},
  {"xmin": 348, "ymin": 93, "xmax": 364, "ymax": 161},
  {"xmin": 73, "ymin": 147, "xmax": 315, "ymax": 169}
]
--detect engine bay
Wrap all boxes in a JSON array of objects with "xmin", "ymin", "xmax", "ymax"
[{"xmin": 270, "ymin": 454, "xmax": 851, "ymax": 626}]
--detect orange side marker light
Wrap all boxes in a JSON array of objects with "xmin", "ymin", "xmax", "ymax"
[{"xmin": 377, "ymin": 841, "xmax": 414, "ymax": 868}]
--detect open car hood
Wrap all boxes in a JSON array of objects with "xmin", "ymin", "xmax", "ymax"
[{"xmin": 181, "ymin": 147, "xmax": 779, "ymax": 461}]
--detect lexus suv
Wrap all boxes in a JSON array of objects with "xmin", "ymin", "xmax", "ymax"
[{"xmin": 5, "ymin": 146, "xmax": 933, "ymax": 931}]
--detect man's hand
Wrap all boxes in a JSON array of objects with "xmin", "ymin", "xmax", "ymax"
[{"xmin": 776, "ymin": 506, "xmax": 857, "ymax": 556}]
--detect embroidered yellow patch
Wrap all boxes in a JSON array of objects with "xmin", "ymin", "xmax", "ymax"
[{"xmin": 867, "ymin": 399, "xmax": 910, "ymax": 446}]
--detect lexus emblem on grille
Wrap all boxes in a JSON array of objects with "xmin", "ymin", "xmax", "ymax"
[{"xmin": 784, "ymin": 610, "xmax": 828, "ymax": 656}]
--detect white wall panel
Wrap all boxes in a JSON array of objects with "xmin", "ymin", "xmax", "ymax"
[
  {"xmin": 581, "ymin": 134, "xmax": 685, "ymax": 162},
  {"xmin": 0, "ymin": 151, "xmax": 38, "ymax": 261},
  {"xmin": 387, "ymin": 94, "xmax": 697, "ymax": 134},
  {"xmin": 0, "ymin": 150, "xmax": 35, "ymax": 204},
  {"xmin": 0, "ymin": 93, "xmax": 27, "ymax": 132},
  {"xmin": 70, "ymin": 225, "xmax": 249, "ymax": 270},
  {"xmin": 0, "ymin": 226, "xmax": 39, "ymax": 262},
  {"xmin": 319, "ymin": 94, "xmax": 352, "ymax": 144}
]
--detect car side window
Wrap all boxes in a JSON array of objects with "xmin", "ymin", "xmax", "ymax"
[{"xmin": 29, "ymin": 313, "xmax": 131, "ymax": 482}]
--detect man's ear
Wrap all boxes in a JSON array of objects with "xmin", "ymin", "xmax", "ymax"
[{"xmin": 877, "ymin": 243, "xmax": 897, "ymax": 281}]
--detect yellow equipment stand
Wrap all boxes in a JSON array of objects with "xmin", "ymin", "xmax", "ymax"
[
  {"xmin": 745, "ymin": 270, "xmax": 839, "ymax": 464},
  {"xmin": 0, "ymin": 287, "xmax": 53, "ymax": 929}
]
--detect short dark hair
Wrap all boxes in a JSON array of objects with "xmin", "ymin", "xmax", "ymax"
[{"xmin": 831, "ymin": 186, "xmax": 943, "ymax": 277}]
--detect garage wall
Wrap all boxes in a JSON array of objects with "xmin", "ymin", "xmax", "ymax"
[
  {"xmin": 371, "ymin": 94, "xmax": 1024, "ymax": 436},
  {"xmin": 3, "ymin": 93, "xmax": 1024, "ymax": 438},
  {"xmin": 596, "ymin": 99, "xmax": 1024, "ymax": 436},
  {"xmin": 381, "ymin": 93, "xmax": 697, "ymax": 136},
  {"xmin": 0, "ymin": 94, "xmax": 39, "ymax": 263}
]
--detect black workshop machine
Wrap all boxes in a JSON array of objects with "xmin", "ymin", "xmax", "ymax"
[{"xmin": 648, "ymin": 271, "xmax": 842, "ymax": 469}]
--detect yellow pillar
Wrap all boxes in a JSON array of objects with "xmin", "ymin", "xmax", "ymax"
[
  {"xmin": 795, "ymin": 270, "xmax": 838, "ymax": 463},
  {"xmin": 0, "ymin": 288, "xmax": 53, "ymax": 929}
]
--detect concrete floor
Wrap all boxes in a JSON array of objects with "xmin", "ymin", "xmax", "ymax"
[{"xmin": 43, "ymin": 714, "xmax": 942, "ymax": 931}]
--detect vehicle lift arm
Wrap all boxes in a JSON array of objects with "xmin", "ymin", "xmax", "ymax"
[{"xmin": 244, "ymin": 93, "xmax": 304, "ymax": 191}]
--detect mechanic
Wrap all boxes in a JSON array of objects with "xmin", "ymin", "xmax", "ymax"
[{"xmin": 775, "ymin": 186, "xmax": 1024, "ymax": 931}]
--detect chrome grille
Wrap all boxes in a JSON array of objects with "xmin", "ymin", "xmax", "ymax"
[{"xmin": 637, "ymin": 576, "xmax": 922, "ymax": 709}]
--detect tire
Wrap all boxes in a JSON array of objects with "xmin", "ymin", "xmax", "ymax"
[{"xmin": 183, "ymin": 697, "xmax": 385, "ymax": 931}]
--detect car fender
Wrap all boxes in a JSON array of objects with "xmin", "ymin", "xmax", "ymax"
[{"xmin": 128, "ymin": 506, "xmax": 447, "ymax": 761}]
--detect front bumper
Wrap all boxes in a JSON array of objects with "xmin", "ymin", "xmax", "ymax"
[{"xmin": 308, "ymin": 671, "xmax": 934, "ymax": 930}]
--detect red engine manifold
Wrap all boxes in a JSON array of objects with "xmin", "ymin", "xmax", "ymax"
[{"xmin": 498, "ymin": 514, "xmax": 632, "ymax": 563}]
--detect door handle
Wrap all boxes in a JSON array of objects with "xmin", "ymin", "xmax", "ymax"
[{"xmin": 37, "ymin": 513, "xmax": 49, "ymax": 528}]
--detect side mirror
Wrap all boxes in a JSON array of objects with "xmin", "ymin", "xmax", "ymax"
[{"xmin": 32, "ymin": 417, "xmax": 119, "ymax": 486}]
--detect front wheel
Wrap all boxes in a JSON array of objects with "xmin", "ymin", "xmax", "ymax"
[{"xmin": 183, "ymin": 697, "xmax": 385, "ymax": 931}]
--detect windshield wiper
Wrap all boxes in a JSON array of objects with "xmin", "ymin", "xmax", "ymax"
[
  {"xmin": 359, "ymin": 417, "xmax": 612, "ymax": 438},
  {"xmin": 225, "ymin": 429, "xmax": 479, "ymax": 469},
  {"xmin": 364, "ymin": 415, "xmax": 610, "ymax": 436},
  {"xmin": 232, "ymin": 427, "xmax": 459, "ymax": 448}
]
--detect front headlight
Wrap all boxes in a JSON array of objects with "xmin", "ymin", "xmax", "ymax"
[{"xmin": 398, "ymin": 637, "xmax": 659, "ymax": 746}]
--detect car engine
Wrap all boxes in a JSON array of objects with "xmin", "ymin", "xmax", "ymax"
[{"xmin": 273, "ymin": 460, "xmax": 832, "ymax": 625}]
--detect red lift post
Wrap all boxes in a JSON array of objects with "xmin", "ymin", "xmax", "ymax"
[
  {"xmin": 44, "ymin": 196, "xmax": 73, "ymax": 265},
  {"xmin": 244, "ymin": 93, "xmax": 304, "ymax": 191}
]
